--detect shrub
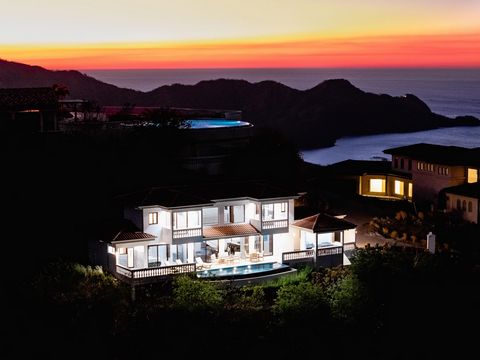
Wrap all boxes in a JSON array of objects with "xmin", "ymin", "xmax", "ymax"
[
  {"xmin": 327, "ymin": 273, "xmax": 369, "ymax": 324},
  {"xmin": 273, "ymin": 281, "xmax": 326, "ymax": 322},
  {"xmin": 172, "ymin": 275, "xmax": 223, "ymax": 312}
]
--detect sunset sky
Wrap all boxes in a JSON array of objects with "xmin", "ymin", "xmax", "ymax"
[{"xmin": 1, "ymin": 0, "xmax": 480, "ymax": 69}]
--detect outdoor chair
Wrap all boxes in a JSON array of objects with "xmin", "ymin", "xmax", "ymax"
[{"xmin": 195, "ymin": 257, "xmax": 212, "ymax": 270}]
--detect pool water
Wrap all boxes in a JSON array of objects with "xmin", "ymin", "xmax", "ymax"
[
  {"xmin": 196, "ymin": 262, "xmax": 290, "ymax": 279},
  {"xmin": 186, "ymin": 119, "xmax": 251, "ymax": 129}
]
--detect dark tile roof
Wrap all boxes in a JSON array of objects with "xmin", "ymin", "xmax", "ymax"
[
  {"xmin": 0, "ymin": 87, "xmax": 58, "ymax": 111},
  {"xmin": 203, "ymin": 223, "xmax": 260, "ymax": 239},
  {"xmin": 113, "ymin": 231, "xmax": 156, "ymax": 242},
  {"xmin": 327, "ymin": 159, "xmax": 411, "ymax": 178},
  {"xmin": 443, "ymin": 183, "xmax": 480, "ymax": 198},
  {"xmin": 383, "ymin": 143, "xmax": 480, "ymax": 167},
  {"xmin": 94, "ymin": 219, "xmax": 155, "ymax": 243},
  {"xmin": 292, "ymin": 213, "xmax": 357, "ymax": 233},
  {"xmin": 118, "ymin": 181, "xmax": 300, "ymax": 208}
]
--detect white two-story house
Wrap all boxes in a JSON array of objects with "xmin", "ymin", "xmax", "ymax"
[{"xmin": 91, "ymin": 182, "xmax": 356, "ymax": 284}]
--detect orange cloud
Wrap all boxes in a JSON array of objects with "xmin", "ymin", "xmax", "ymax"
[{"xmin": 3, "ymin": 33, "xmax": 480, "ymax": 69}]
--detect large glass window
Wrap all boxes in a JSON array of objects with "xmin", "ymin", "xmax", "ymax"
[
  {"xmin": 369, "ymin": 178, "xmax": 385, "ymax": 193},
  {"xmin": 172, "ymin": 244, "xmax": 188, "ymax": 263},
  {"xmin": 224, "ymin": 205, "xmax": 245, "ymax": 223},
  {"xmin": 408, "ymin": 183, "xmax": 413, "ymax": 198},
  {"xmin": 118, "ymin": 247, "xmax": 134, "ymax": 268},
  {"xmin": 173, "ymin": 210, "xmax": 201, "ymax": 229},
  {"xmin": 203, "ymin": 207, "xmax": 219, "ymax": 225},
  {"xmin": 261, "ymin": 202, "xmax": 288, "ymax": 221},
  {"xmin": 394, "ymin": 180, "xmax": 404, "ymax": 195},
  {"xmin": 263, "ymin": 235, "xmax": 273, "ymax": 256},
  {"xmin": 262, "ymin": 204, "xmax": 274, "ymax": 220},
  {"xmin": 148, "ymin": 245, "xmax": 169, "ymax": 267},
  {"xmin": 468, "ymin": 168, "xmax": 478, "ymax": 183}
]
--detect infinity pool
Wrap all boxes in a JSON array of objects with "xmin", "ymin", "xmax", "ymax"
[
  {"xmin": 196, "ymin": 262, "xmax": 290, "ymax": 279},
  {"xmin": 186, "ymin": 119, "xmax": 251, "ymax": 129}
]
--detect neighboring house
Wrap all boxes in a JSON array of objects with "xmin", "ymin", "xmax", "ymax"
[
  {"xmin": 90, "ymin": 181, "xmax": 357, "ymax": 284},
  {"xmin": 443, "ymin": 183, "xmax": 480, "ymax": 224},
  {"xmin": 383, "ymin": 143, "xmax": 480, "ymax": 205},
  {"xmin": 326, "ymin": 159, "xmax": 413, "ymax": 201},
  {"xmin": 0, "ymin": 87, "xmax": 59, "ymax": 132}
]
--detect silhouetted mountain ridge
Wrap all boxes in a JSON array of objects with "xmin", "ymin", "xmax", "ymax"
[{"xmin": 1, "ymin": 59, "xmax": 478, "ymax": 148}]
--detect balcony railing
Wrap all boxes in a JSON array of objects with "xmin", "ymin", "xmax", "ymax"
[
  {"xmin": 282, "ymin": 249, "xmax": 314, "ymax": 262},
  {"xmin": 172, "ymin": 228, "xmax": 202, "ymax": 239},
  {"xmin": 116, "ymin": 263, "xmax": 196, "ymax": 281},
  {"xmin": 262, "ymin": 219, "xmax": 288, "ymax": 230},
  {"xmin": 317, "ymin": 245, "xmax": 343, "ymax": 257}
]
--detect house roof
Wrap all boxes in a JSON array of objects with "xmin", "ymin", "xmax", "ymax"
[
  {"xmin": 292, "ymin": 213, "xmax": 357, "ymax": 233},
  {"xmin": 326, "ymin": 159, "xmax": 410, "ymax": 177},
  {"xmin": 94, "ymin": 219, "xmax": 155, "ymax": 243},
  {"xmin": 0, "ymin": 87, "xmax": 58, "ymax": 111},
  {"xmin": 443, "ymin": 183, "xmax": 480, "ymax": 199},
  {"xmin": 383, "ymin": 143, "xmax": 480, "ymax": 167},
  {"xmin": 113, "ymin": 231, "xmax": 156, "ymax": 242},
  {"xmin": 203, "ymin": 223, "xmax": 260, "ymax": 239},
  {"xmin": 118, "ymin": 181, "xmax": 301, "ymax": 209}
]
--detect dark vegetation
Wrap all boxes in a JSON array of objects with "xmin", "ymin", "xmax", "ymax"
[
  {"xmin": 1, "ymin": 59, "xmax": 478, "ymax": 148},
  {"xmin": 7, "ymin": 246, "xmax": 480, "ymax": 359}
]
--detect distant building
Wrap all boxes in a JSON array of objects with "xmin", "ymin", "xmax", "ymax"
[
  {"xmin": 0, "ymin": 87, "xmax": 59, "ymax": 132},
  {"xmin": 326, "ymin": 159, "xmax": 413, "ymax": 201},
  {"xmin": 384, "ymin": 143, "xmax": 480, "ymax": 205},
  {"xmin": 443, "ymin": 183, "xmax": 480, "ymax": 224}
]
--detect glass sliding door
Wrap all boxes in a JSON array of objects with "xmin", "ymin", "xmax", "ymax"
[{"xmin": 148, "ymin": 245, "xmax": 169, "ymax": 267}]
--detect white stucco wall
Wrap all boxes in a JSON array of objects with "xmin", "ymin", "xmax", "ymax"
[
  {"xmin": 272, "ymin": 232, "xmax": 294, "ymax": 263},
  {"xmin": 344, "ymin": 228, "xmax": 356, "ymax": 244}
]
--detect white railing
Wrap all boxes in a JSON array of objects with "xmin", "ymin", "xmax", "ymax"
[
  {"xmin": 282, "ymin": 249, "xmax": 315, "ymax": 262},
  {"xmin": 317, "ymin": 246, "xmax": 343, "ymax": 257},
  {"xmin": 262, "ymin": 219, "xmax": 288, "ymax": 230},
  {"xmin": 116, "ymin": 263, "xmax": 196, "ymax": 280},
  {"xmin": 172, "ymin": 228, "xmax": 202, "ymax": 239}
]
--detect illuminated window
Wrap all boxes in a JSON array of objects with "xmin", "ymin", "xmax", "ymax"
[
  {"xmin": 468, "ymin": 168, "xmax": 478, "ymax": 183},
  {"xmin": 408, "ymin": 183, "xmax": 413, "ymax": 198},
  {"xmin": 369, "ymin": 179, "xmax": 385, "ymax": 193},
  {"xmin": 394, "ymin": 180, "xmax": 404, "ymax": 195},
  {"xmin": 107, "ymin": 245, "xmax": 115, "ymax": 254},
  {"xmin": 118, "ymin": 247, "xmax": 134, "ymax": 268},
  {"xmin": 148, "ymin": 212, "xmax": 158, "ymax": 225},
  {"xmin": 281, "ymin": 202, "xmax": 286, "ymax": 212}
]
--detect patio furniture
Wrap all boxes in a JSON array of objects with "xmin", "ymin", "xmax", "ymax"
[
  {"xmin": 196, "ymin": 257, "xmax": 212, "ymax": 270},
  {"xmin": 249, "ymin": 252, "xmax": 259, "ymax": 262}
]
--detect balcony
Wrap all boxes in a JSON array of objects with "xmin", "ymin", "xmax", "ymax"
[
  {"xmin": 281, "ymin": 244, "xmax": 344, "ymax": 269},
  {"xmin": 172, "ymin": 228, "xmax": 202, "ymax": 240},
  {"xmin": 116, "ymin": 263, "xmax": 196, "ymax": 285},
  {"xmin": 262, "ymin": 219, "xmax": 288, "ymax": 230}
]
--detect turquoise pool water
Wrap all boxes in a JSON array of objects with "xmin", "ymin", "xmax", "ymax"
[
  {"xmin": 186, "ymin": 119, "xmax": 251, "ymax": 129},
  {"xmin": 196, "ymin": 262, "xmax": 290, "ymax": 279}
]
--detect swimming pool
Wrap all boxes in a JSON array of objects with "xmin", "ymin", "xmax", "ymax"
[
  {"xmin": 186, "ymin": 119, "xmax": 251, "ymax": 129},
  {"xmin": 196, "ymin": 262, "xmax": 291, "ymax": 280}
]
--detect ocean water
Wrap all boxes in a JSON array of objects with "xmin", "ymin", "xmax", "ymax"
[
  {"xmin": 301, "ymin": 126, "xmax": 480, "ymax": 165},
  {"xmin": 84, "ymin": 68, "xmax": 480, "ymax": 118},
  {"xmin": 83, "ymin": 68, "xmax": 480, "ymax": 165}
]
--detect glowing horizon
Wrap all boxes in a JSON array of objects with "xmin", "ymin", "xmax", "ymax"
[{"xmin": 2, "ymin": 1, "xmax": 480, "ymax": 69}]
